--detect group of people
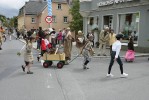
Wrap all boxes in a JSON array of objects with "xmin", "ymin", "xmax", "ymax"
[
  {"xmin": 18, "ymin": 26, "xmax": 134, "ymax": 77},
  {"xmin": 75, "ymin": 27, "xmax": 135, "ymax": 77},
  {"xmin": 0, "ymin": 26, "xmax": 14, "ymax": 50},
  {"xmin": 98, "ymin": 27, "xmax": 135, "ymax": 77},
  {"xmin": 35, "ymin": 27, "xmax": 67, "ymax": 50},
  {"xmin": 20, "ymin": 27, "xmax": 74, "ymax": 74}
]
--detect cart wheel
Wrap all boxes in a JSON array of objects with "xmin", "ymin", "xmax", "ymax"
[
  {"xmin": 43, "ymin": 62, "xmax": 49, "ymax": 68},
  {"xmin": 57, "ymin": 62, "xmax": 63, "ymax": 69},
  {"xmin": 59, "ymin": 61, "xmax": 65, "ymax": 65},
  {"xmin": 48, "ymin": 61, "xmax": 53, "ymax": 66}
]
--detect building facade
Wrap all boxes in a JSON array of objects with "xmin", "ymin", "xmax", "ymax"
[
  {"xmin": 18, "ymin": 0, "xmax": 72, "ymax": 31},
  {"xmin": 80, "ymin": 0, "xmax": 149, "ymax": 52}
]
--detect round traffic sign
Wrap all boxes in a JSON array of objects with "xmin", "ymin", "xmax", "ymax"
[{"xmin": 45, "ymin": 16, "xmax": 52, "ymax": 23}]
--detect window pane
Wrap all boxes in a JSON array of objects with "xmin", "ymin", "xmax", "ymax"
[
  {"xmin": 31, "ymin": 18, "xmax": 35, "ymax": 23},
  {"xmin": 119, "ymin": 13, "xmax": 139, "ymax": 43},
  {"xmin": 64, "ymin": 17, "xmax": 68, "ymax": 23},
  {"xmin": 52, "ymin": 16, "xmax": 56, "ymax": 23},
  {"xmin": 58, "ymin": 4, "xmax": 61, "ymax": 9}
]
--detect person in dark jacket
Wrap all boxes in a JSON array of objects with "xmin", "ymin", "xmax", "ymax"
[
  {"xmin": 128, "ymin": 36, "xmax": 134, "ymax": 51},
  {"xmin": 16, "ymin": 29, "xmax": 20, "ymax": 39}
]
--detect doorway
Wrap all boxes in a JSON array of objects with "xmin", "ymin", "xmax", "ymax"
[{"xmin": 103, "ymin": 15, "xmax": 113, "ymax": 29}]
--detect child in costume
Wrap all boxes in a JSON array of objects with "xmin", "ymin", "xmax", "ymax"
[
  {"xmin": 21, "ymin": 37, "xmax": 35, "ymax": 74},
  {"xmin": 81, "ymin": 35, "xmax": 94, "ymax": 69}
]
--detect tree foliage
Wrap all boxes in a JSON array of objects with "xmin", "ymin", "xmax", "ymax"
[
  {"xmin": 9, "ymin": 16, "xmax": 18, "ymax": 28},
  {"xmin": 0, "ymin": 15, "xmax": 7, "ymax": 26},
  {"xmin": 0, "ymin": 15, "xmax": 17, "ymax": 28},
  {"xmin": 69, "ymin": 0, "xmax": 83, "ymax": 34}
]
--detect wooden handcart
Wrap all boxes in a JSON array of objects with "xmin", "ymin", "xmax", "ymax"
[{"xmin": 42, "ymin": 52, "xmax": 65, "ymax": 69}]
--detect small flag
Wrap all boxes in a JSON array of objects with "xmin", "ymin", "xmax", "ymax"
[{"xmin": 47, "ymin": 0, "xmax": 52, "ymax": 16}]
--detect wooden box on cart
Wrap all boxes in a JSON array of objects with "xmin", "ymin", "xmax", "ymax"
[{"xmin": 43, "ymin": 53, "xmax": 65, "ymax": 61}]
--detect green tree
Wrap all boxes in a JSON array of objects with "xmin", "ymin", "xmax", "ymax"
[
  {"xmin": 8, "ymin": 16, "xmax": 18, "ymax": 28},
  {"xmin": 69, "ymin": 0, "xmax": 83, "ymax": 34},
  {"xmin": 0, "ymin": 15, "xmax": 7, "ymax": 26}
]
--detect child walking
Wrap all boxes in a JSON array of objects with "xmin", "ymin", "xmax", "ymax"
[
  {"xmin": 107, "ymin": 34, "xmax": 128, "ymax": 78},
  {"xmin": 125, "ymin": 36, "xmax": 135, "ymax": 62},
  {"xmin": 21, "ymin": 37, "xmax": 35, "ymax": 74},
  {"xmin": 81, "ymin": 35, "xmax": 94, "ymax": 69}
]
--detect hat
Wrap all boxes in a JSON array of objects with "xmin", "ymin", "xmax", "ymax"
[
  {"xmin": 116, "ymin": 34, "xmax": 123, "ymax": 40},
  {"xmin": 105, "ymin": 27, "xmax": 109, "ymax": 30},
  {"xmin": 48, "ymin": 28, "xmax": 53, "ymax": 32},
  {"xmin": 78, "ymin": 30, "xmax": 83, "ymax": 35},
  {"xmin": 67, "ymin": 27, "xmax": 70, "ymax": 30}
]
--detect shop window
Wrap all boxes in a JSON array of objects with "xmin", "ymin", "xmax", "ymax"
[
  {"xmin": 103, "ymin": 15, "xmax": 113, "ymax": 29},
  {"xmin": 96, "ymin": 16, "xmax": 99, "ymax": 25},
  {"xmin": 118, "ymin": 13, "xmax": 139, "ymax": 43},
  {"xmin": 89, "ymin": 17, "xmax": 94, "ymax": 25}
]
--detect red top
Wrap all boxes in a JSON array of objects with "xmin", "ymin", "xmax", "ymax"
[
  {"xmin": 41, "ymin": 39, "xmax": 47, "ymax": 50},
  {"xmin": 57, "ymin": 32, "xmax": 62, "ymax": 40}
]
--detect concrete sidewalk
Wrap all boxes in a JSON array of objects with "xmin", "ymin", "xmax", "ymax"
[{"xmin": 72, "ymin": 45, "xmax": 149, "ymax": 58}]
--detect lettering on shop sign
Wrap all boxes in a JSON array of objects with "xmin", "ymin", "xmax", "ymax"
[
  {"xmin": 80, "ymin": 0, "xmax": 92, "ymax": 2},
  {"xmin": 97, "ymin": 0, "xmax": 133, "ymax": 7}
]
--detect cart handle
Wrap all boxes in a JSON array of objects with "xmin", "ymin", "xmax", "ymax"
[{"xmin": 54, "ymin": 48, "xmax": 58, "ymax": 55}]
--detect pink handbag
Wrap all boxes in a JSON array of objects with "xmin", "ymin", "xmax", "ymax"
[{"xmin": 125, "ymin": 50, "xmax": 135, "ymax": 62}]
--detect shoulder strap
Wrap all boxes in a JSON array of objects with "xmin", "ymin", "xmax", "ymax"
[{"xmin": 82, "ymin": 39, "xmax": 89, "ymax": 49}]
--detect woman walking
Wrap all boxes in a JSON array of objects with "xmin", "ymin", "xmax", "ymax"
[
  {"xmin": 107, "ymin": 34, "xmax": 128, "ymax": 78},
  {"xmin": 21, "ymin": 37, "xmax": 35, "ymax": 74}
]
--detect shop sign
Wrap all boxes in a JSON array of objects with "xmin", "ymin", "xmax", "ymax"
[
  {"xmin": 80, "ymin": 0, "xmax": 92, "ymax": 2},
  {"xmin": 97, "ymin": 0, "xmax": 133, "ymax": 7}
]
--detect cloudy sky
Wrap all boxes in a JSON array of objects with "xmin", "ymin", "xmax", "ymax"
[{"xmin": 0, "ymin": 0, "xmax": 29, "ymax": 18}]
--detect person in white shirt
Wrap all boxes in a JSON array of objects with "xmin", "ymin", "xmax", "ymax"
[{"xmin": 107, "ymin": 34, "xmax": 128, "ymax": 78}]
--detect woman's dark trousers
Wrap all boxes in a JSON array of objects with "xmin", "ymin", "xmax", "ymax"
[{"xmin": 108, "ymin": 51, "xmax": 123, "ymax": 74}]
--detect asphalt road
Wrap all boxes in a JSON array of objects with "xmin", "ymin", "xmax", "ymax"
[
  {"xmin": 0, "ymin": 37, "xmax": 66, "ymax": 100},
  {"xmin": 0, "ymin": 36, "xmax": 149, "ymax": 100}
]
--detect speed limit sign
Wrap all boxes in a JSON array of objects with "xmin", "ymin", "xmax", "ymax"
[{"xmin": 45, "ymin": 16, "xmax": 52, "ymax": 23}]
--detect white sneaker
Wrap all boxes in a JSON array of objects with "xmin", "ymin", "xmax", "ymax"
[
  {"xmin": 106, "ymin": 73, "xmax": 114, "ymax": 77},
  {"xmin": 121, "ymin": 73, "xmax": 128, "ymax": 78}
]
